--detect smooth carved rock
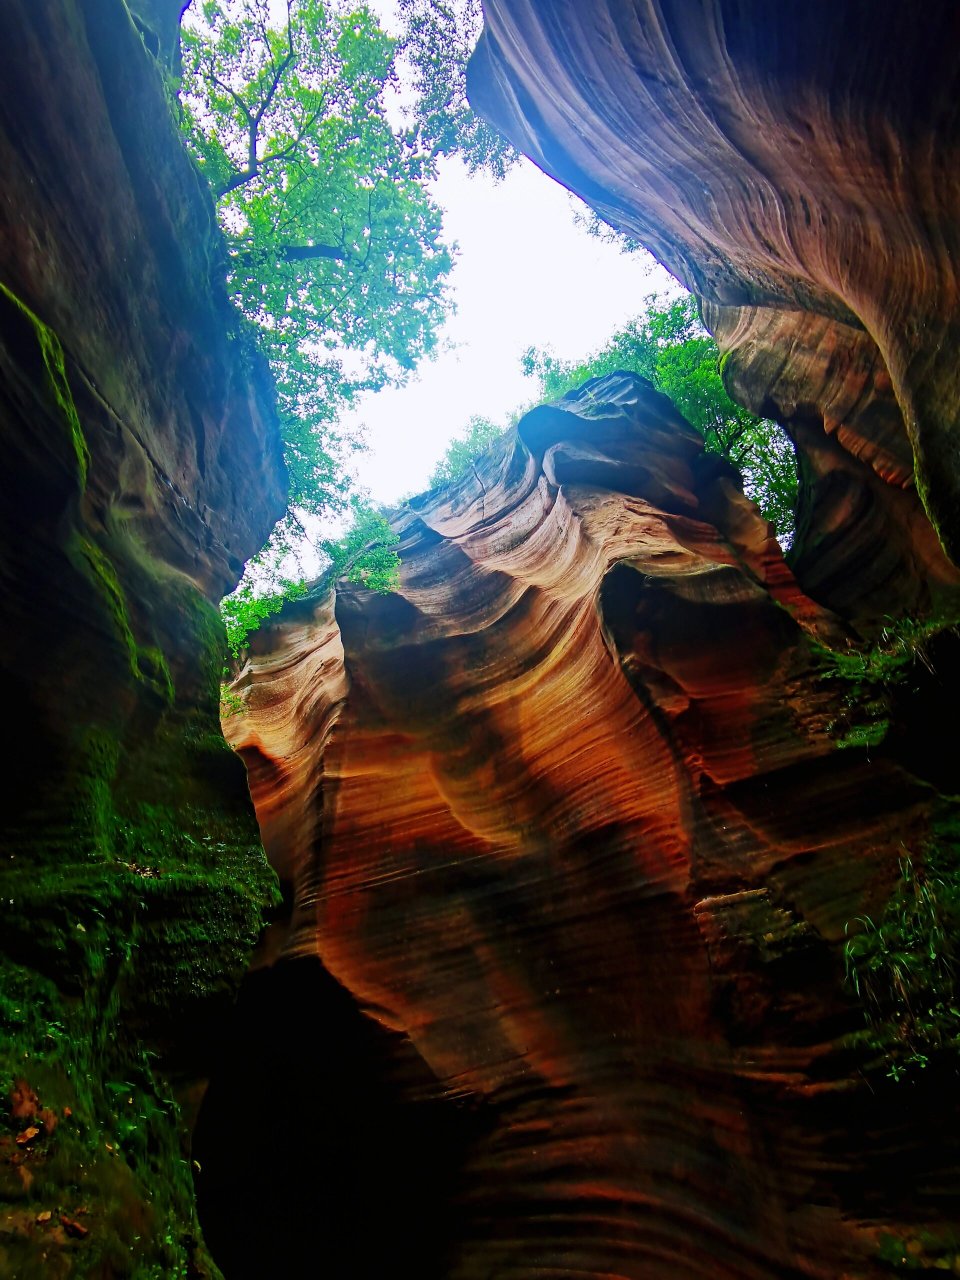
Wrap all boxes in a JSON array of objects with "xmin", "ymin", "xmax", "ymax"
[
  {"xmin": 227, "ymin": 376, "xmax": 960, "ymax": 1278},
  {"xmin": 703, "ymin": 300, "xmax": 960, "ymax": 624},
  {"xmin": 468, "ymin": 0, "xmax": 960, "ymax": 581}
]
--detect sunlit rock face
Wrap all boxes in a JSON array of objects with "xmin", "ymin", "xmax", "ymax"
[
  {"xmin": 468, "ymin": 0, "xmax": 960, "ymax": 606},
  {"xmin": 0, "ymin": 1, "xmax": 284, "ymax": 1272},
  {"xmin": 227, "ymin": 376, "xmax": 960, "ymax": 1278}
]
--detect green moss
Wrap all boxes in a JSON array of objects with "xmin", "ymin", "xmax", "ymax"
[
  {"xmin": 0, "ymin": 949, "xmax": 219, "ymax": 1277},
  {"xmin": 0, "ymin": 750, "xmax": 277, "ymax": 1275},
  {"xmin": 0, "ymin": 278, "xmax": 89, "ymax": 487},
  {"xmin": 816, "ymin": 614, "xmax": 956, "ymax": 753},
  {"xmin": 166, "ymin": 580, "xmax": 230, "ymax": 709},
  {"xmin": 72, "ymin": 536, "xmax": 140, "ymax": 678},
  {"xmin": 136, "ymin": 645, "xmax": 175, "ymax": 708},
  {"xmin": 71, "ymin": 725, "xmax": 122, "ymax": 859},
  {"xmin": 68, "ymin": 539, "xmax": 181, "ymax": 706},
  {"xmin": 0, "ymin": 566, "xmax": 277, "ymax": 1274}
]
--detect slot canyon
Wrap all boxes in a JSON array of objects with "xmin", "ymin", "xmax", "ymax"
[{"xmin": 2, "ymin": 1, "xmax": 960, "ymax": 1277}]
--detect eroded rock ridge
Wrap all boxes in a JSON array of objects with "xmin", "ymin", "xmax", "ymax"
[{"xmin": 227, "ymin": 375, "xmax": 960, "ymax": 1277}]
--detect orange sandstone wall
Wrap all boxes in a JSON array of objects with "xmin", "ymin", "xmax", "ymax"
[
  {"xmin": 469, "ymin": 0, "xmax": 960, "ymax": 609},
  {"xmin": 226, "ymin": 376, "xmax": 960, "ymax": 1277}
]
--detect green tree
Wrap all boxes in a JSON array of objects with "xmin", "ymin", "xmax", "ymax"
[
  {"xmin": 180, "ymin": 0, "xmax": 455, "ymax": 518},
  {"xmin": 395, "ymin": 0, "xmax": 519, "ymax": 179},
  {"xmin": 320, "ymin": 498, "xmax": 400, "ymax": 592},
  {"xmin": 220, "ymin": 574, "xmax": 309, "ymax": 660},
  {"xmin": 430, "ymin": 414, "xmax": 505, "ymax": 486},
  {"xmin": 522, "ymin": 295, "xmax": 798, "ymax": 541}
]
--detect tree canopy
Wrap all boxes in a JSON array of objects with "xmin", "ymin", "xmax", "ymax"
[
  {"xmin": 179, "ymin": 0, "xmax": 525, "ymax": 657},
  {"xmin": 429, "ymin": 414, "xmax": 505, "ymax": 487},
  {"xmin": 180, "ymin": 0, "xmax": 457, "ymax": 520},
  {"xmin": 395, "ymin": 0, "xmax": 519, "ymax": 180}
]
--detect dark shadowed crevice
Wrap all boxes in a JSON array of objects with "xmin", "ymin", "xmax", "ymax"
[{"xmin": 193, "ymin": 956, "xmax": 489, "ymax": 1278}]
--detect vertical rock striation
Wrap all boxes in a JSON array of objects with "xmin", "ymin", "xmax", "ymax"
[
  {"xmin": 0, "ymin": 1, "xmax": 285, "ymax": 1273},
  {"xmin": 226, "ymin": 375, "xmax": 960, "ymax": 1277},
  {"xmin": 468, "ymin": 0, "xmax": 960, "ymax": 610}
]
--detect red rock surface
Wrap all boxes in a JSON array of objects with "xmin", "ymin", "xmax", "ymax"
[
  {"xmin": 227, "ymin": 376, "xmax": 960, "ymax": 1277},
  {"xmin": 468, "ymin": 0, "xmax": 960, "ymax": 592}
]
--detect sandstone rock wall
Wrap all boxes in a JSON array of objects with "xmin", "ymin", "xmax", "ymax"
[
  {"xmin": 216, "ymin": 9, "xmax": 960, "ymax": 1272},
  {"xmin": 0, "ymin": 2, "xmax": 285, "ymax": 1273},
  {"xmin": 468, "ymin": 0, "xmax": 960, "ymax": 611},
  {"xmin": 225, "ymin": 375, "xmax": 960, "ymax": 1277}
]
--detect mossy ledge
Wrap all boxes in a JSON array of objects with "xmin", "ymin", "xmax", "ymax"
[
  {"xmin": 0, "ymin": 583, "xmax": 280, "ymax": 1278},
  {"xmin": 0, "ymin": 281, "xmax": 89, "ymax": 491}
]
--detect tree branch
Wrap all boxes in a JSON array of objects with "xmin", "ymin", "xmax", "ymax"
[
  {"xmin": 280, "ymin": 243, "xmax": 347, "ymax": 262},
  {"xmin": 218, "ymin": 167, "xmax": 258, "ymax": 197},
  {"xmin": 251, "ymin": 0, "xmax": 296, "ymax": 130},
  {"xmin": 216, "ymin": 2, "xmax": 298, "ymax": 198},
  {"xmin": 231, "ymin": 242, "xmax": 348, "ymax": 266},
  {"xmin": 208, "ymin": 68, "xmax": 253, "ymax": 125}
]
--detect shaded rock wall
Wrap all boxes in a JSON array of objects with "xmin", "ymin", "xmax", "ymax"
[
  {"xmin": 0, "ymin": 1, "xmax": 285, "ymax": 1273},
  {"xmin": 225, "ymin": 375, "xmax": 960, "ymax": 1277},
  {"xmin": 468, "ymin": 0, "xmax": 960, "ymax": 617}
]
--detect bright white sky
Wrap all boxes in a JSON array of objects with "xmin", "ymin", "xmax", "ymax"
[
  {"xmin": 325, "ymin": 0, "xmax": 681, "ymax": 506},
  {"xmin": 253, "ymin": 0, "xmax": 680, "ymax": 531},
  {"xmin": 344, "ymin": 157, "xmax": 677, "ymax": 504}
]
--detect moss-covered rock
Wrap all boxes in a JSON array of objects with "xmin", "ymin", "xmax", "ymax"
[
  {"xmin": 0, "ymin": 1, "xmax": 287, "ymax": 1272},
  {"xmin": 0, "ymin": 585, "xmax": 279, "ymax": 1277}
]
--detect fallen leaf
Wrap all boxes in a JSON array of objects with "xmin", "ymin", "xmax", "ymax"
[
  {"xmin": 36, "ymin": 1210, "xmax": 52, "ymax": 1224},
  {"xmin": 10, "ymin": 1080, "xmax": 38, "ymax": 1120},
  {"xmin": 15, "ymin": 1126, "xmax": 40, "ymax": 1146},
  {"xmin": 60, "ymin": 1215, "xmax": 89, "ymax": 1240}
]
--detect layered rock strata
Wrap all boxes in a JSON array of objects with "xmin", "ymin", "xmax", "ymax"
[
  {"xmin": 468, "ymin": 0, "xmax": 960, "ymax": 614},
  {"xmin": 0, "ymin": 1, "xmax": 285, "ymax": 1273},
  {"xmin": 226, "ymin": 375, "xmax": 960, "ymax": 1277}
]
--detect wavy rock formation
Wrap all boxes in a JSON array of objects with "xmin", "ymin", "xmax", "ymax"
[
  {"xmin": 225, "ymin": 375, "xmax": 960, "ymax": 1277},
  {"xmin": 468, "ymin": 0, "xmax": 960, "ymax": 614},
  {"xmin": 0, "ymin": 1, "xmax": 284, "ymax": 1273}
]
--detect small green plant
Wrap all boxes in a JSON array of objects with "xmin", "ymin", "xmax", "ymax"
[
  {"xmin": 843, "ymin": 850, "xmax": 960, "ymax": 1080},
  {"xmin": 219, "ymin": 499, "xmax": 399, "ymax": 658},
  {"xmin": 319, "ymin": 500, "xmax": 400, "ymax": 593},
  {"xmin": 218, "ymin": 681, "xmax": 247, "ymax": 720},
  {"xmin": 877, "ymin": 1228, "xmax": 960, "ymax": 1271},
  {"xmin": 820, "ymin": 614, "xmax": 954, "ymax": 751}
]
